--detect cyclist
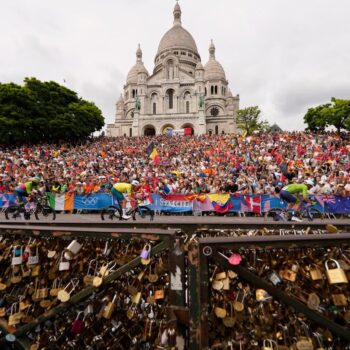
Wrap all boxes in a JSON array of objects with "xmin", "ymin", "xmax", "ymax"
[
  {"xmin": 111, "ymin": 180, "xmax": 141, "ymax": 219},
  {"xmin": 14, "ymin": 177, "xmax": 41, "ymax": 206},
  {"xmin": 278, "ymin": 179, "xmax": 314, "ymax": 222}
]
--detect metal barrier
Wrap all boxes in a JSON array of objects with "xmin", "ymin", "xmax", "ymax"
[
  {"xmin": 0, "ymin": 225, "xmax": 180, "ymax": 350},
  {"xmin": 190, "ymin": 233, "xmax": 350, "ymax": 349},
  {"xmin": 0, "ymin": 224, "xmax": 349, "ymax": 349}
]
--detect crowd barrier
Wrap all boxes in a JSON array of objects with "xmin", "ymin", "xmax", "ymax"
[{"xmin": 1, "ymin": 192, "xmax": 350, "ymax": 214}]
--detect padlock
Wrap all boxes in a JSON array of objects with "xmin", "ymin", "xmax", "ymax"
[
  {"xmin": 11, "ymin": 246, "xmax": 23, "ymax": 266},
  {"xmin": 296, "ymin": 320, "xmax": 314, "ymax": 350},
  {"xmin": 262, "ymin": 339, "xmax": 274, "ymax": 350},
  {"xmin": 281, "ymin": 268, "xmax": 296, "ymax": 282},
  {"xmin": 57, "ymin": 278, "xmax": 79, "ymax": 302},
  {"xmin": 50, "ymin": 278, "xmax": 62, "ymax": 297},
  {"xmin": 71, "ymin": 311, "xmax": 85, "ymax": 334},
  {"xmin": 256, "ymin": 289, "xmax": 270, "ymax": 302},
  {"xmin": 83, "ymin": 259, "xmax": 98, "ymax": 286},
  {"xmin": 102, "ymin": 294, "xmax": 117, "ymax": 319},
  {"xmin": 296, "ymin": 337, "xmax": 314, "ymax": 350},
  {"xmin": 84, "ymin": 303, "xmax": 94, "ymax": 317},
  {"xmin": 58, "ymin": 252, "xmax": 70, "ymax": 271},
  {"xmin": 140, "ymin": 243, "xmax": 151, "ymax": 260},
  {"xmin": 309, "ymin": 265, "xmax": 322, "ymax": 281},
  {"xmin": 331, "ymin": 293, "xmax": 348, "ymax": 306},
  {"xmin": 325, "ymin": 259, "xmax": 348, "ymax": 284},
  {"xmin": 8, "ymin": 302, "xmax": 22, "ymax": 326},
  {"xmin": 93, "ymin": 261, "xmax": 116, "ymax": 287},
  {"xmin": 67, "ymin": 240, "xmax": 82, "ymax": 255},
  {"xmin": 233, "ymin": 290, "xmax": 246, "ymax": 312},
  {"xmin": 27, "ymin": 246, "xmax": 39, "ymax": 265},
  {"xmin": 268, "ymin": 270, "xmax": 282, "ymax": 285},
  {"xmin": 222, "ymin": 302, "xmax": 235, "ymax": 327}
]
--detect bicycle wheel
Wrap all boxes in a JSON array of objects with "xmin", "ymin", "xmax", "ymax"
[
  {"xmin": 300, "ymin": 208, "xmax": 324, "ymax": 221},
  {"xmin": 264, "ymin": 207, "xmax": 285, "ymax": 221},
  {"xmin": 4, "ymin": 206, "xmax": 20, "ymax": 220},
  {"xmin": 136, "ymin": 206, "xmax": 155, "ymax": 221},
  {"xmin": 35, "ymin": 206, "xmax": 56, "ymax": 221},
  {"xmin": 101, "ymin": 206, "xmax": 121, "ymax": 220}
]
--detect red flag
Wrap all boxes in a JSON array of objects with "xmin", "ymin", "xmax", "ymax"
[{"xmin": 243, "ymin": 195, "xmax": 261, "ymax": 214}]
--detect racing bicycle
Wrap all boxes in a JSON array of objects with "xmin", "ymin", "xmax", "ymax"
[
  {"xmin": 264, "ymin": 200, "xmax": 324, "ymax": 222},
  {"xmin": 101, "ymin": 194, "xmax": 154, "ymax": 221},
  {"xmin": 4, "ymin": 193, "xmax": 56, "ymax": 221}
]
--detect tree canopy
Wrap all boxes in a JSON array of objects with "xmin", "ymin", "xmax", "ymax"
[
  {"xmin": 0, "ymin": 77, "xmax": 104, "ymax": 145},
  {"xmin": 236, "ymin": 106, "xmax": 270, "ymax": 136},
  {"xmin": 304, "ymin": 97, "xmax": 350, "ymax": 132}
]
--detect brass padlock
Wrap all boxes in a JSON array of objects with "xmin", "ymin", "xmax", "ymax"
[
  {"xmin": 309, "ymin": 265, "xmax": 322, "ymax": 281},
  {"xmin": 262, "ymin": 339, "xmax": 274, "ymax": 350},
  {"xmin": 325, "ymin": 259, "xmax": 348, "ymax": 284},
  {"xmin": 102, "ymin": 294, "xmax": 117, "ymax": 319},
  {"xmin": 331, "ymin": 293, "xmax": 348, "ymax": 306}
]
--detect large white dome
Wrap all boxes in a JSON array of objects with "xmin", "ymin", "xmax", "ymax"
[
  {"xmin": 156, "ymin": 1, "xmax": 199, "ymax": 56},
  {"xmin": 157, "ymin": 25, "xmax": 199, "ymax": 55}
]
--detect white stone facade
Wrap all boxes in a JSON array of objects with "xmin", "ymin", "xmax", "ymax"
[{"xmin": 107, "ymin": 1, "xmax": 239, "ymax": 137}]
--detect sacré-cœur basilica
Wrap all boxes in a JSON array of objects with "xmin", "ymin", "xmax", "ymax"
[{"xmin": 107, "ymin": 1, "xmax": 239, "ymax": 137}]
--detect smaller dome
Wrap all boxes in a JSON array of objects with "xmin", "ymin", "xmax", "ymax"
[
  {"xmin": 204, "ymin": 40, "xmax": 226, "ymax": 81},
  {"xmin": 227, "ymin": 89, "xmax": 233, "ymax": 98},
  {"xmin": 195, "ymin": 61, "xmax": 204, "ymax": 70},
  {"xmin": 126, "ymin": 44, "xmax": 149, "ymax": 84}
]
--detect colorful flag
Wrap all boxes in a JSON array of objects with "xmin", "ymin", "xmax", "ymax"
[
  {"xmin": 48, "ymin": 193, "xmax": 74, "ymax": 211},
  {"xmin": 324, "ymin": 196, "xmax": 350, "ymax": 214},
  {"xmin": 243, "ymin": 195, "xmax": 261, "ymax": 214},
  {"xmin": 147, "ymin": 142, "xmax": 160, "ymax": 165},
  {"xmin": 208, "ymin": 194, "xmax": 232, "ymax": 213}
]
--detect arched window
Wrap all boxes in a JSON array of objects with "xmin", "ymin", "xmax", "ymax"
[
  {"xmin": 205, "ymin": 87, "xmax": 207, "ymax": 96},
  {"xmin": 153, "ymin": 103, "xmax": 157, "ymax": 115},
  {"xmin": 186, "ymin": 101, "xmax": 190, "ymax": 113},
  {"xmin": 215, "ymin": 86, "xmax": 218, "ymax": 94},
  {"xmin": 215, "ymin": 125, "xmax": 219, "ymax": 135},
  {"xmin": 167, "ymin": 60, "xmax": 174, "ymax": 80},
  {"xmin": 129, "ymin": 128, "xmax": 132, "ymax": 137},
  {"xmin": 167, "ymin": 89, "xmax": 174, "ymax": 109},
  {"xmin": 211, "ymin": 86, "xmax": 214, "ymax": 95}
]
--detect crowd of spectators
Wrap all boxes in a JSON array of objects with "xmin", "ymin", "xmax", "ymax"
[{"xmin": 0, "ymin": 132, "xmax": 349, "ymax": 197}]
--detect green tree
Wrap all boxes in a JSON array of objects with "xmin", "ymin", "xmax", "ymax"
[
  {"xmin": 304, "ymin": 98, "xmax": 350, "ymax": 132},
  {"xmin": 0, "ymin": 77, "xmax": 104, "ymax": 145},
  {"xmin": 236, "ymin": 106, "xmax": 270, "ymax": 135}
]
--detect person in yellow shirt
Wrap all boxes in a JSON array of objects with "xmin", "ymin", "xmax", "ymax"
[{"xmin": 111, "ymin": 180, "xmax": 140, "ymax": 219}]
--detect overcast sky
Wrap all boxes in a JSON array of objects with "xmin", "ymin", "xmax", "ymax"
[{"xmin": 1, "ymin": 0, "xmax": 349, "ymax": 131}]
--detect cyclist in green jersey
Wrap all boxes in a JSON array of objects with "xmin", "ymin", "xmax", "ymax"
[{"xmin": 279, "ymin": 180, "xmax": 314, "ymax": 221}]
